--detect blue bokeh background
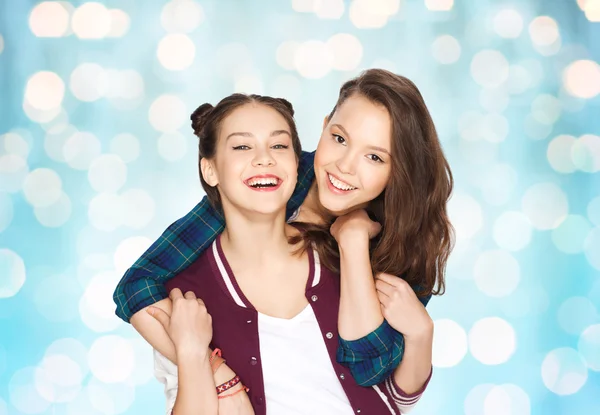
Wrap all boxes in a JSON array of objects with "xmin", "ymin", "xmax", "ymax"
[{"xmin": 1, "ymin": 0, "xmax": 599, "ymax": 414}]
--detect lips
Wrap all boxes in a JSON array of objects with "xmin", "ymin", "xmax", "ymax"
[{"xmin": 244, "ymin": 174, "xmax": 283, "ymax": 192}]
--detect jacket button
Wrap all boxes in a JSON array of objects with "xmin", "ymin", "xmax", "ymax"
[
  {"xmin": 326, "ymin": 332, "xmax": 333, "ymax": 339},
  {"xmin": 246, "ymin": 320, "xmax": 252, "ymax": 324},
  {"xmin": 356, "ymin": 410, "xmax": 361, "ymax": 413},
  {"xmin": 311, "ymin": 295, "xmax": 318, "ymax": 301},
  {"xmin": 250, "ymin": 357, "xmax": 258, "ymax": 365},
  {"xmin": 257, "ymin": 397, "xmax": 264, "ymax": 405},
  {"xmin": 340, "ymin": 373, "xmax": 345, "ymax": 380}
]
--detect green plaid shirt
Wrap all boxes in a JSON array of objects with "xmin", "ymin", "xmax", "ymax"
[{"xmin": 113, "ymin": 149, "xmax": 430, "ymax": 386}]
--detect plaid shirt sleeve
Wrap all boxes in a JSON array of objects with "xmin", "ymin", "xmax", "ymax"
[
  {"xmin": 336, "ymin": 293, "xmax": 432, "ymax": 387},
  {"xmin": 113, "ymin": 150, "xmax": 316, "ymax": 323}
]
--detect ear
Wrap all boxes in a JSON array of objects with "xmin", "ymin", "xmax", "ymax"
[
  {"xmin": 200, "ymin": 158, "xmax": 219, "ymax": 187},
  {"xmin": 322, "ymin": 115, "xmax": 329, "ymax": 130}
]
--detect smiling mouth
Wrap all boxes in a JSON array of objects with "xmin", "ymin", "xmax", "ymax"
[
  {"xmin": 244, "ymin": 175, "xmax": 282, "ymax": 190},
  {"xmin": 327, "ymin": 173, "xmax": 357, "ymax": 191}
]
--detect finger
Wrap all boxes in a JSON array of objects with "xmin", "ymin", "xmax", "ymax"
[
  {"xmin": 184, "ymin": 290, "xmax": 197, "ymax": 300},
  {"xmin": 147, "ymin": 306, "xmax": 171, "ymax": 328},
  {"xmin": 196, "ymin": 298, "xmax": 206, "ymax": 307},
  {"xmin": 169, "ymin": 288, "xmax": 184, "ymax": 300},
  {"xmin": 376, "ymin": 273, "xmax": 402, "ymax": 287},
  {"xmin": 377, "ymin": 290, "xmax": 390, "ymax": 308}
]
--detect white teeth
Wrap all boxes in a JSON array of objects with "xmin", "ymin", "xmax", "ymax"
[
  {"xmin": 328, "ymin": 174, "xmax": 356, "ymax": 191},
  {"xmin": 248, "ymin": 177, "xmax": 278, "ymax": 186}
]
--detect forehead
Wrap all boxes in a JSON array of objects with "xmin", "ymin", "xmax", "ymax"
[
  {"xmin": 330, "ymin": 94, "xmax": 392, "ymax": 147},
  {"xmin": 220, "ymin": 103, "xmax": 290, "ymax": 135}
]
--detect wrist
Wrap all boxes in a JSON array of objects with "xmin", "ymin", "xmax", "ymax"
[
  {"xmin": 404, "ymin": 321, "xmax": 434, "ymax": 344},
  {"xmin": 338, "ymin": 230, "xmax": 370, "ymax": 249},
  {"xmin": 176, "ymin": 345, "xmax": 209, "ymax": 362}
]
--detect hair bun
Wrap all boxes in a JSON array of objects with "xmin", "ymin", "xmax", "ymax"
[{"xmin": 190, "ymin": 103, "xmax": 214, "ymax": 135}]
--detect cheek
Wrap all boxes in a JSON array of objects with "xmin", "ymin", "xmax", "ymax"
[{"xmin": 362, "ymin": 167, "xmax": 390, "ymax": 195}]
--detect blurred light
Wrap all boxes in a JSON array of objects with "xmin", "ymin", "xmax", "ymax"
[
  {"xmin": 157, "ymin": 33, "xmax": 196, "ymax": 71},
  {"xmin": 524, "ymin": 115, "xmax": 552, "ymax": 140},
  {"xmin": 2, "ymin": 132, "xmax": 30, "ymax": 158},
  {"xmin": 234, "ymin": 74, "xmax": 264, "ymax": 94},
  {"xmin": 148, "ymin": 95, "xmax": 188, "ymax": 133},
  {"xmin": 557, "ymin": 297, "xmax": 598, "ymax": 335},
  {"xmin": 541, "ymin": 347, "xmax": 588, "ymax": 395},
  {"xmin": 23, "ymin": 168, "xmax": 62, "ymax": 208},
  {"xmin": 109, "ymin": 133, "xmax": 140, "ymax": 163},
  {"xmin": 88, "ymin": 155, "xmax": 127, "ymax": 193},
  {"xmin": 349, "ymin": 0, "xmax": 398, "ymax": 29},
  {"xmin": 126, "ymin": 337, "xmax": 155, "ymax": 385},
  {"xmin": 448, "ymin": 192, "xmax": 483, "ymax": 240},
  {"xmin": 9, "ymin": 367, "xmax": 51, "ymax": 414},
  {"xmin": 425, "ymin": 0, "xmax": 454, "ymax": 11},
  {"xmin": 0, "ymin": 34, "xmax": 3, "ymax": 54},
  {"xmin": 531, "ymin": 94, "xmax": 561, "ymax": 124},
  {"xmin": 44, "ymin": 124, "xmax": 76, "ymax": 162},
  {"xmin": 431, "ymin": 35, "xmax": 461, "ymax": 64},
  {"xmin": 72, "ymin": 2, "xmax": 111, "ymax": 39},
  {"xmin": 216, "ymin": 43, "xmax": 253, "ymax": 79},
  {"xmin": 529, "ymin": 16, "xmax": 560, "ymax": 46},
  {"xmin": 89, "ymin": 336, "xmax": 135, "ymax": 383},
  {"xmin": 479, "ymin": 87, "xmax": 509, "ymax": 113},
  {"xmin": 458, "ymin": 111, "xmax": 483, "ymax": 141},
  {"xmin": 0, "ymin": 155, "xmax": 29, "ymax": 193},
  {"xmin": 70, "ymin": 63, "xmax": 108, "ymax": 102},
  {"xmin": 469, "ymin": 317, "xmax": 516, "ymax": 365},
  {"xmin": 552, "ymin": 215, "xmax": 592, "ymax": 254},
  {"xmin": 63, "ymin": 131, "xmax": 102, "ymax": 170},
  {"xmin": 276, "ymin": 41, "xmax": 301, "ymax": 70},
  {"xmin": 86, "ymin": 378, "xmax": 135, "ymax": 415},
  {"xmin": 522, "ymin": 182, "xmax": 568, "ymax": 230},
  {"xmin": 292, "ymin": 0, "xmax": 317, "ymax": 12},
  {"xmin": 29, "ymin": 1, "xmax": 70, "ymax": 38},
  {"xmin": 563, "ymin": 60, "xmax": 600, "ymax": 99},
  {"xmin": 121, "ymin": 189, "xmax": 156, "ymax": 230},
  {"xmin": 471, "ymin": 50, "xmax": 509, "ymax": 88},
  {"xmin": 34, "ymin": 354, "xmax": 82, "ymax": 403},
  {"xmin": 34, "ymin": 191, "xmax": 72, "ymax": 227},
  {"xmin": 88, "ymin": 193, "xmax": 124, "ymax": 231},
  {"xmin": 481, "ymin": 114, "xmax": 509, "ymax": 143},
  {"xmin": 587, "ymin": 196, "xmax": 600, "ymax": 227},
  {"xmin": 493, "ymin": 212, "xmax": 532, "ymax": 251},
  {"xmin": 45, "ymin": 338, "xmax": 89, "ymax": 379},
  {"xmin": 432, "ymin": 319, "xmax": 468, "ymax": 368},
  {"xmin": 0, "ymin": 192, "xmax": 13, "ymax": 233},
  {"xmin": 327, "ymin": 34, "xmax": 363, "ymax": 71},
  {"xmin": 584, "ymin": 0, "xmax": 600, "ymax": 21},
  {"xmin": 483, "ymin": 384, "xmax": 531, "ymax": 415},
  {"xmin": 480, "ymin": 164, "xmax": 518, "ymax": 206},
  {"xmin": 161, "ymin": 0, "xmax": 204, "ymax": 33},
  {"xmin": 315, "ymin": 0, "xmax": 345, "ymax": 19},
  {"xmin": 584, "ymin": 228, "xmax": 600, "ymax": 270},
  {"xmin": 474, "ymin": 250, "xmax": 520, "ymax": 297},
  {"xmin": 113, "ymin": 237, "xmax": 153, "ymax": 275},
  {"xmin": 578, "ymin": 324, "xmax": 600, "ymax": 371},
  {"xmin": 23, "ymin": 101, "xmax": 62, "ymax": 124},
  {"xmin": 107, "ymin": 9, "xmax": 130, "ymax": 37},
  {"xmin": 77, "ymin": 253, "xmax": 112, "ymax": 288},
  {"xmin": 547, "ymin": 135, "xmax": 577, "ymax": 173},
  {"xmin": 25, "ymin": 71, "xmax": 65, "ymax": 111},
  {"xmin": 158, "ymin": 132, "xmax": 188, "ymax": 161},
  {"xmin": 493, "ymin": 8, "xmax": 524, "ymax": 38},
  {"xmin": 79, "ymin": 271, "xmax": 122, "ymax": 332},
  {"xmin": 572, "ymin": 134, "xmax": 600, "ymax": 172},
  {"xmin": 0, "ymin": 249, "xmax": 26, "ymax": 298},
  {"xmin": 465, "ymin": 384, "xmax": 495, "ymax": 415},
  {"xmin": 294, "ymin": 41, "xmax": 334, "ymax": 79},
  {"xmin": 506, "ymin": 64, "xmax": 532, "ymax": 94}
]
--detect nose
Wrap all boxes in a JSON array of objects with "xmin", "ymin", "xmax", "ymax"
[
  {"xmin": 335, "ymin": 152, "xmax": 356, "ymax": 175},
  {"xmin": 252, "ymin": 147, "xmax": 276, "ymax": 167}
]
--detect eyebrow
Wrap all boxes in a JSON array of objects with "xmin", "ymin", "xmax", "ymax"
[
  {"xmin": 331, "ymin": 123, "xmax": 391, "ymax": 156},
  {"xmin": 226, "ymin": 130, "xmax": 291, "ymax": 140}
]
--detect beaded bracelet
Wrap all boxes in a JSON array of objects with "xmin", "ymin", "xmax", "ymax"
[{"xmin": 217, "ymin": 385, "xmax": 249, "ymax": 400}]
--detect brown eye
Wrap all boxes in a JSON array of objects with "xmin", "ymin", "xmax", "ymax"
[
  {"xmin": 232, "ymin": 145, "xmax": 250, "ymax": 150},
  {"xmin": 333, "ymin": 134, "xmax": 346, "ymax": 145},
  {"xmin": 367, "ymin": 154, "xmax": 384, "ymax": 163}
]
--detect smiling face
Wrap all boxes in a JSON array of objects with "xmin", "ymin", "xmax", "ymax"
[
  {"xmin": 313, "ymin": 94, "xmax": 393, "ymax": 216},
  {"xmin": 201, "ymin": 103, "xmax": 298, "ymax": 217}
]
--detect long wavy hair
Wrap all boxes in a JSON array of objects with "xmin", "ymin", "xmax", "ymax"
[{"xmin": 303, "ymin": 69, "xmax": 454, "ymax": 297}]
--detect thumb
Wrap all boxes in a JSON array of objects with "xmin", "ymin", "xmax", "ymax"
[{"xmin": 147, "ymin": 306, "xmax": 170, "ymax": 329}]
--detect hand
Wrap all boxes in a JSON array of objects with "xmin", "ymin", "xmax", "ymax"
[
  {"xmin": 375, "ymin": 273, "xmax": 433, "ymax": 341},
  {"xmin": 147, "ymin": 288, "xmax": 213, "ymax": 354},
  {"xmin": 330, "ymin": 209, "xmax": 381, "ymax": 244}
]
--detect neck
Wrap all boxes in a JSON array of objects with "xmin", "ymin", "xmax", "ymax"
[
  {"xmin": 220, "ymin": 206, "xmax": 293, "ymax": 267},
  {"xmin": 298, "ymin": 181, "xmax": 335, "ymax": 224}
]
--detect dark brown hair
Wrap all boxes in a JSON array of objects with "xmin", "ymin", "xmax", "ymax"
[
  {"xmin": 192, "ymin": 93, "xmax": 302, "ymax": 211},
  {"xmin": 304, "ymin": 69, "xmax": 454, "ymax": 298}
]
